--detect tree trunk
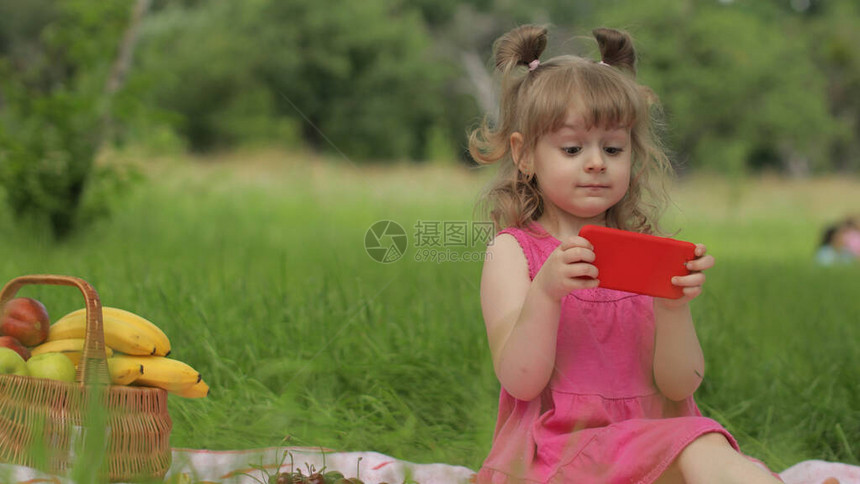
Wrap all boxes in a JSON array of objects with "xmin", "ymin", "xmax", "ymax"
[
  {"xmin": 106, "ymin": 0, "xmax": 152, "ymax": 96},
  {"xmin": 461, "ymin": 49, "xmax": 497, "ymax": 124},
  {"xmin": 101, "ymin": 0, "xmax": 151, "ymax": 147}
]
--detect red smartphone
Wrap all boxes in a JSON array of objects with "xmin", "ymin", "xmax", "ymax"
[{"xmin": 578, "ymin": 225, "xmax": 697, "ymax": 299}]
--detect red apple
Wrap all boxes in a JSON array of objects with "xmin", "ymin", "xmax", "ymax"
[
  {"xmin": 1, "ymin": 297, "xmax": 50, "ymax": 346},
  {"xmin": 0, "ymin": 335, "xmax": 31, "ymax": 361}
]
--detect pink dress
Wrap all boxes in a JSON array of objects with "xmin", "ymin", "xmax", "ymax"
[{"xmin": 477, "ymin": 224, "xmax": 764, "ymax": 484}]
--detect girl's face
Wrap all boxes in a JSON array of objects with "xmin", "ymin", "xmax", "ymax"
[{"xmin": 527, "ymin": 110, "xmax": 632, "ymax": 224}]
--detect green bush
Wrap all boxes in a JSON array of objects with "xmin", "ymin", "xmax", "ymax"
[
  {"xmin": 0, "ymin": 87, "xmax": 100, "ymax": 238},
  {"xmin": 133, "ymin": 0, "xmax": 449, "ymax": 160},
  {"xmin": 0, "ymin": 0, "xmax": 141, "ymax": 239}
]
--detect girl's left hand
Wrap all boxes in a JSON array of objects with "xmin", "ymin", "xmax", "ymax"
[{"xmin": 656, "ymin": 244, "xmax": 715, "ymax": 309}]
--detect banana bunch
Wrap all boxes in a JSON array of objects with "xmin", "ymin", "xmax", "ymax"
[
  {"xmin": 29, "ymin": 306, "xmax": 208, "ymax": 398},
  {"xmin": 48, "ymin": 306, "xmax": 171, "ymax": 356}
]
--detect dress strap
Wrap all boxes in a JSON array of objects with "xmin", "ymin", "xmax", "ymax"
[{"xmin": 497, "ymin": 225, "xmax": 556, "ymax": 280}]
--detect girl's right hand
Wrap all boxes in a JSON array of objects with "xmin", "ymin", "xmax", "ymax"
[{"xmin": 534, "ymin": 236, "xmax": 599, "ymax": 301}]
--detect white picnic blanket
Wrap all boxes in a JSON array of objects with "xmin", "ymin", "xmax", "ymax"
[{"xmin": 1, "ymin": 447, "xmax": 858, "ymax": 483}]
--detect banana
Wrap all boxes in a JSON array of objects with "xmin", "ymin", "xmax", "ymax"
[
  {"xmin": 103, "ymin": 307, "xmax": 171, "ymax": 356},
  {"xmin": 113, "ymin": 355, "xmax": 201, "ymax": 393},
  {"xmin": 107, "ymin": 357, "xmax": 144, "ymax": 385},
  {"xmin": 31, "ymin": 338, "xmax": 114, "ymax": 366},
  {"xmin": 48, "ymin": 313, "xmax": 159, "ymax": 356},
  {"xmin": 54, "ymin": 307, "xmax": 171, "ymax": 356},
  {"xmin": 172, "ymin": 379, "xmax": 209, "ymax": 398}
]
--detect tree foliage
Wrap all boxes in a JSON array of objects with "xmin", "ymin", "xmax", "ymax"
[
  {"xmin": 808, "ymin": 0, "xmax": 860, "ymax": 172},
  {"xmin": 134, "ymin": 0, "xmax": 450, "ymax": 160},
  {"xmin": 594, "ymin": 0, "xmax": 837, "ymax": 175},
  {"xmin": 0, "ymin": 0, "xmax": 138, "ymax": 239},
  {"xmin": 3, "ymin": 0, "xmax": 860, "ymax": 179}
]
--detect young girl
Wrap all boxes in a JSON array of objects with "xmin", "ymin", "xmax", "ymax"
[{"xmin": 469, "ymin": 25, "xmax": 787, "ymax": 484}]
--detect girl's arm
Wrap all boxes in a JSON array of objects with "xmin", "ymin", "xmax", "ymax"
[
  {"xmin": 652, "ymin": 244, "xmax": 714, "ymax": 401},
  {"xmin": 481, "ymin": 234, "xmax": 597, "ymax": 401}
]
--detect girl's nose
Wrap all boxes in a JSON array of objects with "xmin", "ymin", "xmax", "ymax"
[{"xmin": 584, "ymin": 151, "xmax": 607, "ymax": 173}]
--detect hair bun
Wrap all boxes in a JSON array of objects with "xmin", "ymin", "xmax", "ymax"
[
  {"xmin": 493, "ymin": 25, "xmax": 548, "ymax": 72},
  {"xmin": 593, "ymin": 28, "xmax": 636, "ymax": 75}
]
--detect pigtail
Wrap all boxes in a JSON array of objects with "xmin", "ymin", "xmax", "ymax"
[
  {"xmin": 470, "ymin": 24, "xmax": 549, "ymax": 166},
  {"xmin": 493, "ymin": 25, "xmax": 548, "ymax": 74},
  {"xmin": 593, "ymin": 28, "xmax": 636, "ymax": 76}
]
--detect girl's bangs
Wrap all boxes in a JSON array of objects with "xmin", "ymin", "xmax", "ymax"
[
  {"xmin": 576, "ymin": 69, "xmax": 640, "ymax": 130},
  {"xmin": 532, "ymin": 65, "xmax": 640, "ymax": 137}
]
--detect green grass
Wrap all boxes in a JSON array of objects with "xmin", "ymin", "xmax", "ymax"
[{"xmin": 1, "ymin": 149, "xmax": 858, "ymax": 475}]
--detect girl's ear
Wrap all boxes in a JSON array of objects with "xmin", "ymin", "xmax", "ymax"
[{"xmin": 510, "ymin": 132, "xmax": 531, "ymax": 174}]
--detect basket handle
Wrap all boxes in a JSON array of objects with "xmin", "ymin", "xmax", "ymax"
[{"xmin": 0, "ymin": 274, "xmax": 110, "ymax": 385}]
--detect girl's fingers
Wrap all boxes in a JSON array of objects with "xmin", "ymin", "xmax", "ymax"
[
  {"xmin": 672, "ymin": 272, "xmax": 705, "ymax": 288},
  {"xmin": 685, "ymin": 254, "xmax": 715, "ymax": 272},
  {"xmin": 566, "ymin": 262, "xmax": 598, "ymax": 280},
  {"xmin": 562, "ymin": 246, "xmax": 595, "ymax": 264},
  {"xmin": 582, "ymin": 278, "xmax": 600, "ymax": 289},
  {"xmin": 564, "ymin": 266, "xmax": 600, "ymax": 293},
  {"xmin": 673, "ymin": 247, "xmax": 711, "ymax": 300},
  {"xmin": 560, "ymin": 236, "xmax": 594, "ymax": 251},
  {"xmin": 682, "ymin": 286, "xmax": 702, "ymax": 299}
]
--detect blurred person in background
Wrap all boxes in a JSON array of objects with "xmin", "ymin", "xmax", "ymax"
[{"xmin": 815, "ymin": 217, "xmax": 859, "ymax": 266}]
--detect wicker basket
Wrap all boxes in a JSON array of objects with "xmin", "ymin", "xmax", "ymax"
[{"xmin": 0, "ymin": 275, "xmax": 172, "ymax": 482}]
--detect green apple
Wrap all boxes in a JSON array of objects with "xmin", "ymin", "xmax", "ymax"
[
  {"xmin": 0, "ymin": 347, "xmax": 30, "ymax": 376},
  {"xmin": 26, "ymin": 352, "xmax": 77, "ymax": 382}
]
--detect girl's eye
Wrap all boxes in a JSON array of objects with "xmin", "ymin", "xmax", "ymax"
[
  {"xmin": 604, "ymin": 147, "xmax": 624, "ymax": 155},
  {"xmin": 562, "ymin": 146, "xmax": 581, "ymax": 155}
]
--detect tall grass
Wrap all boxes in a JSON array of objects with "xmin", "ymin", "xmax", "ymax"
[{"xmin": 0, "ymin": 149, "xmax": 857, "ymax": 474}]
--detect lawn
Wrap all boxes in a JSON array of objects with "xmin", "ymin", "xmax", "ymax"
[{"xmin": 0, "ymin": 148, "xmax": 858, "ymax": 474}]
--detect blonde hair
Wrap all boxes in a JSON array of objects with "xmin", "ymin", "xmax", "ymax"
[{"xmin": 469, "ymin": 25, "xmax": 673, "ymax": 234}]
